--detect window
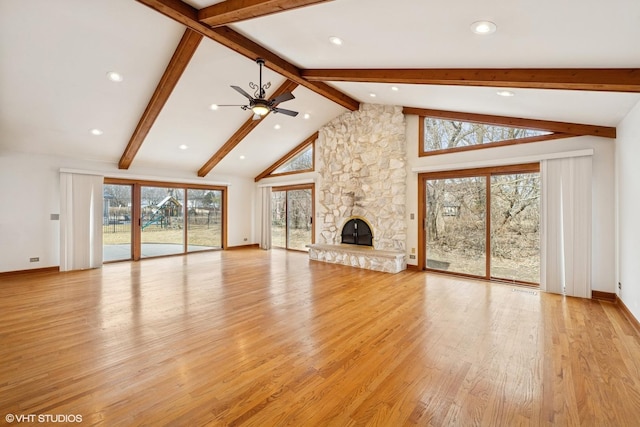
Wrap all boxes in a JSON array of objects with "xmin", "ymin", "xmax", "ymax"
[
  {"xmin": 273, "ymin": 144, "xmax": 313, "ymax": 174},
  {"xmin": 255, "ymin": 132, "xmax": 317, "ymax": 181},
  {"xmin": 420, "ymin": 164, "xmax": 540, "ymax": 285},
  {"xmin": 420, "ymin": 117, "xmax": 561, "ymax": 156}
]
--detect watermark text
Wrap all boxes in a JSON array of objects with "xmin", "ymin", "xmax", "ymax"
[{"xmin": 5, "ymin": 413, "xmax": 83, "ymax": 423}]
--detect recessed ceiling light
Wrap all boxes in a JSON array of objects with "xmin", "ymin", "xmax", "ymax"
[
  {"xmin": 106, "ymin": 71, "xmax": 123, "ymax": 82},
  {"xmin": 209, "ymin": 104, "xmax": 219, "ymax": 110},
  {"xmin": 369, "ymin": 93, "xmax": 377, "ymax": 98},
  {"xmin": 496, "ymin": 90, "xmax": 515, "ymax": 97},
  {"xmin": 90, "ymin": 128, "xmax": 103, "ymax": 136},
  {"xmin": 471, "ymin": 21, "xmax": 497, "ymax": 35},
  {"xmin": 303, "ymin": 113, "xmax": 311, "ymax": 120},
  {"xmin": 179, "ymin": 144, "xmax": 188, "ymax": 150},
  {"xmin": 239, "ymin": 155, "xmax": 246, "ymax": 160},
  {"xmin": 274, "ymin": 124, "xmax": 281, "ymax": 130},
  {"xmin": 329, "ymin": 36, "xmax": 343, "ymax": 46},
  {"xmin": 391, "ymin": 86, "xmax": 399, "ymax": 92}
]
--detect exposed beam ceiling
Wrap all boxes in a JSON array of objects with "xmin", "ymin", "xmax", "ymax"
[
  {"xmin": 198, "ymin": 0, "xmax": 334, "ymax": 27},
  {"xmin": 302, "ymin": 68, "xmax": 640, "ymax": 93},
  {"xmin": 135, "ymin": 0, "xmax": 359, "ymax": 110},
  {"xmin": 119, "ymin": 28, "xmax": 202, "ymax": 169},
  {"xmin": 403, "ymin": 107, "xmax": 616, "ymax": 138},
  {"xmin": 198, "ymin": 79, "xmax": 300, "ymax": 177}
]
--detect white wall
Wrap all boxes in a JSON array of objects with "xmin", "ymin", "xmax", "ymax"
[
  {"xmin": 0, "ymin": 153, "xmax": 61, "ymax": 272},
  {"xmin": 616, "ymin": 99, "xmax": 640, "ymax": 321},
  {"xmin": 405, "ymin": 115, "xmax": 617, "ymax": 293},
  {"xmin": 0, "ymin": 151, "xmax": 255, "ymax": 273}
]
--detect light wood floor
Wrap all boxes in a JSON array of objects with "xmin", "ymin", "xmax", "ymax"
[{"xmin": 2, "ymin": 249, "xmax": 640, "ymax": 426}]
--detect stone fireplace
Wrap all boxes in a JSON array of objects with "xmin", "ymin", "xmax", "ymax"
[{"xmin": 307, "ymin": 104, "xmax": 407, "ymax": 273}]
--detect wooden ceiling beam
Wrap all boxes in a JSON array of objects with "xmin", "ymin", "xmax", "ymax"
[
  {"xmin": 118, "ymin": 28, "xmax": 202, "ymax": 169},
  {"xmin": 302, "ymin": 68, "xmax": 640, "ymax": 93},
  {"xmin": 403, "ymin": 106, "xmax": 616, "ymax": 138},
  {"xmin": 198, "ymin": 0, "xmax": 334, "ymax": 27},
  {"xmin": 198, "ymin": 79, "xmax": 299, "ymax": 177},
  {"xmin": 135, "ymin": 0, "xmax": 359, "ymax": 110}
]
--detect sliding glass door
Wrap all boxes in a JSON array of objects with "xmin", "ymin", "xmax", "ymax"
[
  {"xmin": 426, "ymin": 176, "xmax": 487, "ymax": 276},
  {"xmin": 422, "ymin": 164, "xmax": 540, "ymax": 285},
  {"xmin": 187, "ymin": 189, "xmax": 223, "ymax": 251},
  {"xmin": 140, "ymin": 186, "xmax": 185, "ymax": 258},
  {"xmin": 103, "ymin": 183, "xmax": 133, "ymax": 262},
  {"xmin": 103, "ymin": 179, "xmax": 225, "ymax": 261},
  {"xmin": 490, "ymin": 173, "xmax": 541, "ymax": 283},
  {"xmin": 271, "ymin": 185, "xmax": 314, "ymax": 251}
]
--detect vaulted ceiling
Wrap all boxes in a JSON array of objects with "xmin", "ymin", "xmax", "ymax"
[{"xmin": 1, "ymin": 0, "xmax": 639, "ymax": 179}]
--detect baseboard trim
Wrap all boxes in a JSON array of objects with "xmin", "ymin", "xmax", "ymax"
[
  {"xmin": 617, "ymin": 296, "xmax": 640, "ymax": 337},
  {"xmin": 225, "ymin": 243, "xmax": 259, "ymax": 250},
  {"xmin": 406, "ymin": 264, "xmax": 420, "ymax": 271},
  {"xmin": 592, "ymin": 290, "xmax": 617, "ymax": 302},
  {"xmin": 0, "ymin": 266, "xmax": 60, "ymax": 277}
]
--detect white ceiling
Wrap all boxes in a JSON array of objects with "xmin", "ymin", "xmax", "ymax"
[{"xmin": 1, "ymin": 0, "xmax": 639, "ymax": 178}]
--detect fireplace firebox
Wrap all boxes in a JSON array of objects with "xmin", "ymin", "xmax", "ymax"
[{"xmin": 341, "ymin": 218, "xmax": 373, "ymax": 246}]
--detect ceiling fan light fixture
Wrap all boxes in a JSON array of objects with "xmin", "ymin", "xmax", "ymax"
[
  {"xmin": 218, "ymin": 58, "xmax": 298, "ymax": 118},
  {"xmin": 252, "ymin": 104, "xmax": 270, "ymax": 116}
]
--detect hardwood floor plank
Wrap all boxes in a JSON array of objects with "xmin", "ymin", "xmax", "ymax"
[{"xmin": 2, "ymin": 249, "xmax": 640, "ymax": 425}]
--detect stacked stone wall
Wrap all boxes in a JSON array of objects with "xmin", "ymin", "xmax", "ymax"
[{"xmin": 317, "ymin": 104, "xmax": 407, "ymax": 251}]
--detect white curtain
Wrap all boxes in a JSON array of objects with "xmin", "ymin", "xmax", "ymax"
[
  {"xmin": 540, "ymin": 156, "xmax": 592, "ymax": 298},
  {"xmin": 260, "ymin": 186, "xmax": 272, "ymax": 250},
  {"xmin": 60, "ymin": 172, "xmax": 103, "ymax": 271}
]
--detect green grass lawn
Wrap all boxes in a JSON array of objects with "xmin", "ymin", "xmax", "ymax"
[{"xmin": 103, "ymin": 224, "xmax": 222, "ymax": 247}]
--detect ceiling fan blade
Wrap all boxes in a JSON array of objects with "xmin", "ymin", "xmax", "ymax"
[
  {"xmin": 272, "ymin": 107, "xmax": 299, "ymax": 117},
  {"xmin": 270, "ymin": 92, "xmax": 295, "ymax": 105},
  {"xmin": 231, "ymin": 85, "xmax": 254, "ymax": 101}
]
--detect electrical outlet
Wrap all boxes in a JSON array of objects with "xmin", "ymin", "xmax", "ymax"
[
  {"xmin": 409, "ymin": 254, "xmax": 416, "ymax": 259},
  {"xmin": 243, "ymin": 238, "xmax": 248, "ymax": 241},
  {"xmin": 618, "ymin": 282, "xmax": 622, "ymax": 290},
  {"xmin": 30, "ymin": 257, "xmax": 39, "ymax": 262}
]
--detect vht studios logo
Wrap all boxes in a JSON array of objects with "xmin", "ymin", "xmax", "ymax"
[{"xmin": 5, "ymin": 413, "xmax": 83, "ymax": 423}]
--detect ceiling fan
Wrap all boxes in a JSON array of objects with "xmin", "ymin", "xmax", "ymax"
[{"xmin": 215, "ymin": 58, "xmax": 298, "ymax": 120}]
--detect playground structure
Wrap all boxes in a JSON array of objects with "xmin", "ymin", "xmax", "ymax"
[{"xmin": 142, "ymin": 196, "xmax": 183, "ymax": 230}]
